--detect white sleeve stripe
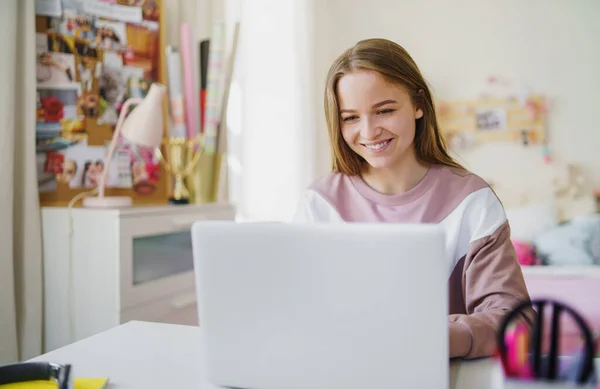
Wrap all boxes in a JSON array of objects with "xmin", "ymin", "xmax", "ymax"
[
  {"xmin": 292, "ymin": 190, "xmax": 344, "ymax": 223},
  {"xmin": 440, "ymin": 187, "xmax": 507, "ymax": 242},
  {"xmin": 294, "ymin": 187, "xmax": 507, "ymax": 278},
  {"xmin": 440, "ymin": 187, "xmax": 508, "ymax": 274}
]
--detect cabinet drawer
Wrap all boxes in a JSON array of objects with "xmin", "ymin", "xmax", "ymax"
[
  {"xmin": 119, "ymin": 207, "xmax": 236, "ymax": 237},
  {"xmin": 119, "ymin": 205, "xmax": 235, "ymax": 310},
  {"xmin": 120, "ymin": 289, "xmax": 199, "ymax": 327}
]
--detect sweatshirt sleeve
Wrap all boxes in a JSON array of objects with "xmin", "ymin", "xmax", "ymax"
[
  {"xmin": 292, "ymin": 191, "xmax": 316, "ymax": 222},
  {"xmin": 448, "ymin": 203, "xmax": 535, "ymax": 359},
  {"xmin": 291, "ymin": 190, "xmax": 344, "ymax": 223}
]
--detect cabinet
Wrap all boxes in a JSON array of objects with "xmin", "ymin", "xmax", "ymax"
[{"xmin": 41, "ymin": 203, "xmax": 235, "ymax": 352}]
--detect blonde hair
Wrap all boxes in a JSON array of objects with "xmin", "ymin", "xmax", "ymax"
[{"xmin": 324, "ymin": 38, "xmax": 463, "ymax": 175}]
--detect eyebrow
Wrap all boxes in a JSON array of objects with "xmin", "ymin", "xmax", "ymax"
[{"xmin": 340, "ymin": 99, "xmax": 398, "ymax": 114}]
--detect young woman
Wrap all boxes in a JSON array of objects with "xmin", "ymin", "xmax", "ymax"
[{"xmin": 294, "ymin": 38, "xmax": 533, "ymax": 359}]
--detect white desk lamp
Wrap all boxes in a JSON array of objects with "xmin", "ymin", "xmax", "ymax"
[{"xmin": 82, "ymin": 83, "xmax": 167, "ymax": 208}]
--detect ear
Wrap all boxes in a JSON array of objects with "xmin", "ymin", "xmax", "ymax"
[{"xmin": 415, "ymin": 107, "xmax": 424, "ymax": 119}]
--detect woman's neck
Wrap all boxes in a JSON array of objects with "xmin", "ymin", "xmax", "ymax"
[{"xmin": 361, "ymin": 153, "xmax": 430, "ymax": 195}]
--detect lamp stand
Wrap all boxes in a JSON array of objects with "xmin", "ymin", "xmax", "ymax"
[
  {"xmin": 82, "ymin": 195, "xmax": 133, "ymax": 208},
  {"xmin": 81, "ymin": 97, "xmax": 143, "ymax": 208}
]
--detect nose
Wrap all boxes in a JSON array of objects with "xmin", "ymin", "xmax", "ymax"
[{"xmin": 359, "ymin": 117, "xmax": 383, "ymax": 141}]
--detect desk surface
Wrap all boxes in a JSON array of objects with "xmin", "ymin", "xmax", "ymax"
[{"xmin": 29, "ymin": 321, "xmax": 595, "ymax": 389}]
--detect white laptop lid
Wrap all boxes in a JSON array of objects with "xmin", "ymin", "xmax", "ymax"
[{"xmin": 192, "ymin": 221, "xmax": 449, "ymax": 389}]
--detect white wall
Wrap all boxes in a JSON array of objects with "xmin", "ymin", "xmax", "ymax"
[
  {"xmin": 317, "ymin": 0, "xmax": 600, "ymax": 211},
  {"xmin": 165, "ymin": 0, "xmax": 214, "ymax": 46}
]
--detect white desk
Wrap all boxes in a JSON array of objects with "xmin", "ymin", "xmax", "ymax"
[{"xmin": 29, "ymin": 321, "xmax": 595, "ymax": 389}]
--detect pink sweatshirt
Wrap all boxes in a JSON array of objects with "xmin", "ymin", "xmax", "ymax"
[{"xmin": 293, "ymin": 164, "xmax": 533, "ymax": 359}]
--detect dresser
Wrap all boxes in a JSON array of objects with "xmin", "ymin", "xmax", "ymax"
[{"xmin": 41, "ymin": 203, "xmax": 235, "ymax": 353}]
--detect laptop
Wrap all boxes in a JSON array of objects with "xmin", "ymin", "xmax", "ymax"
[{"xmin": 191, "ymin": 221, "xmax": 449, "ymax": 389}]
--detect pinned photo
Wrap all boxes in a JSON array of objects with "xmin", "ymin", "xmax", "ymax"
[
  {"xmin": 124, "ymin": 21, "xmax": 158, "ymax": 79},
  {"xmin": 81, "ymin": 158, "xmax": 105, "ymax": 188},
  {"xmin": 36, "ymin": 84, "xmax": 85, "ymax": 136},
  {"xmin": 125, "ymin": 142, "xmax": 160, "ymax": 194},
  {"xmin": 50, "ymin": 10, "xmax": 96, "ymax": 41},
  {"xmin": 114, "ymin": 0, "xmax": 158, "ymax": 22},
  {"xmin": 38, "ymin": 152, "xmax": 58, "ymax": 192},
  {"xmin": 36, "ymin": 33, "xmax": 48, "ymax": 53},
  {"xmin": 35, "ymin": 0, "xmax": 63, "ymax": 17},
  {"xmin": 36, "ymin": 139, "xmax": 84, "ymax": 192},
  {"xmin": 141, "ymin": 0, "xmax": 159, "ymax": 21},
  {"xmin": 122, "ymin": 65, "xmax": 145, "ymax": 80},
  {"xmin": 36, "ymin": 51, "xmax": 76, "ymax": 86},
  {"xmin": 103, "ymin": 50, "xmax": 124, "ymax": 69},
  {"xmin": 475, "ymin": 108, "xmax": 507, "ymax": 132},
  {"xmin": 42, "ymin": 150, "xmax": 79, "ymax": 186},
  {"xmin": 37, "ymin": 161, "xmax": 55, "ymax": 192},
  {"xmin": 48, "ymin": 31, "xmax": 100, "ymax": 58},
  {"xmin": 76, "ymin": 55, "xmax": 102, "ymax": 93},
  {"xmin": 82, "ymin": 0, "xmax": 142, "ymax": 24},
  {"xmin": 122, "ymin": 65, "xmax": 147, "ymax": 101},
  {"xmin": 60, "ymin": 0, "xmax": 85, "ymax": 13},
  {"xmin": 117, "ymin": 0, "xmax": 145, "ymax": 5},
  {"xmin": 98, "ymin": 65, "xmax": 127, "ymax": 125},
  {"xmin": 105, "ymin": 138, "xmax": 134, "ymax": 188},
  {"xmin": 58, "ymin": 140, "xmax": 106, "ymax": 189},
  {"xmin": 127, "ymin": 77, "xmax": 152, "ymax": 99},
  {"xmin": 94, "ymin": 19, "xmax": 127, "ymax": 51},
  {"xmin": 78, "ymin": 93, "xmax": 100, "ymax": 118}
]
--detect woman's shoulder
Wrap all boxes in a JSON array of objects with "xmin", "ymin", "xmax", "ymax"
[
  {"xmin": 437, "ymin": 165, "xmax": 490, "ymax": 190},
  {"xmin": 434, "ymin": 165, "xmax": 507, "ymax": 239},
  {"xmin": 429, "ymin": 164, "xmax": 505, "ymax": 219},
  {"xmin": 304, "ymin": 171, "xmax": 354, "ymax": 197},
  {"xmin": 293, "ymin": 172, "xmax": 353, "ymax": 222},
  {"xmin": 433, "ymin": 164, "xmax": 500, "ymax": 203},
  {"xmin": 304, "ymin": 172, "xmax": 354, "ymax": 207}
]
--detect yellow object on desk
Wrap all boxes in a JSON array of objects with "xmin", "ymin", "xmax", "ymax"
[{"xmin": 0, "ymin": 377, "xmax": 108, "ymax": 389}]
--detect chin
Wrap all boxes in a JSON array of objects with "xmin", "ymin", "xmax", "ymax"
[{"xmin": 362, "ymin": 157, "xmax": 397, "ymax": 170}]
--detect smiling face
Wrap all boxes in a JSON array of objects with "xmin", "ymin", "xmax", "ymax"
[{"xmin": 337, "ymin": 70, "xmax": 423, "ymax": 174}]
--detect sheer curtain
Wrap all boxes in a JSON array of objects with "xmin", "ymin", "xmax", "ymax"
[
  {"xmin": 0, "ymin": 0, "xmax": 43, "ymax": 362},
  {"xmin": 226, "ymin": 0, "xmax": 321, "ymax": 221}
]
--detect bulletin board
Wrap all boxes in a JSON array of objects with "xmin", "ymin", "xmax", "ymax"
[
  {"xmin": 34, "ymin": 0, "xmax": 170, "ymax": 206},
  {"xmin": 436, "ymin": 95, "xmax": 548, "ymax": 147}
]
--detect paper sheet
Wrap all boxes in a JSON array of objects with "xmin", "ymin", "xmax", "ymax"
[
  {"xmin": 83, "ymin": 1, "xmax": 142, "ymax": 23},
  {"xmin": 35, "ymin": 0, "xmax": 62, "ymax": 17}
]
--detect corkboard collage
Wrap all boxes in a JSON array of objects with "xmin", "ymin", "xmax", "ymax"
[{"xmin": 35, "ymin": 0, "xmax": 169, "ymax": 206}]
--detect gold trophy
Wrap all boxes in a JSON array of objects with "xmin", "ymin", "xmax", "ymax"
[{"xmin": 155, "ymin": 135, "xmax": 204, "ymax": 204}]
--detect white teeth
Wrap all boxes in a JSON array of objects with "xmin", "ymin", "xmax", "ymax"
[{"xmin": 364, "ymin": 140, "xmax": 389, "ymax": 150}]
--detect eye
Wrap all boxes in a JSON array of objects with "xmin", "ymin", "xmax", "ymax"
[
  {"xmin": 377, "ymin": 108, "xmax": 395, "ymax": 115},
  {"xmin": 341, "ymin": 115, "xmax": 359, "ymax": 123}
]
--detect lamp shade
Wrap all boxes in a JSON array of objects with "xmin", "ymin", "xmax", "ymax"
[{"xmin": 121, "ymin": 83, "xmax": 167, "ymax": 148}]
